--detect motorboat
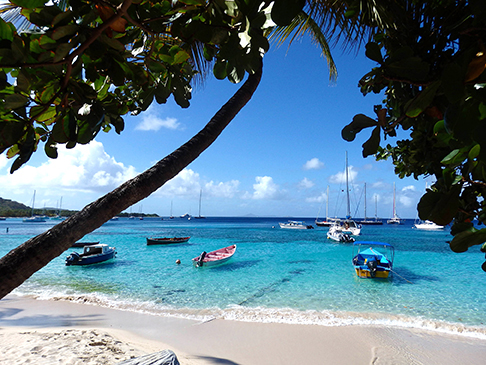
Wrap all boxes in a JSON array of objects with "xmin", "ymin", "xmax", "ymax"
[
  {"xmin": 192, "ymin": 244, "xmax": 236, "ymax": 268},
  {"xmin": 65, "ymin": 244, "xmax": 116, "ymax": 266},
  {"xmin": 414, "ymin": 220, "xmax": 444, "ymax": 230},
  {"xmin": 352, "ymin": 242, "xmax": 394, "ymax": 278},
  {"xmin": 327, "ymin": 224, "xmax": 355, "ymax": 243},
  {"xmin": 278, "ymin": 221, "xmax": 314, "ymax": 229}
]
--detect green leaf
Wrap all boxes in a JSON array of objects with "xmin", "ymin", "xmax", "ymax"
[
  {"xmin": 44, "ymin": 142, "xmax": 58, "ymax": 159},
  {"xmin": 417, "ymin": 186, "xmax": 461, "ymax": 226},
  {"xmin": 5, "ymin": 94, "xmax": 28, "ymax": 109},
  {"xmin": 51, "ymin": 25, "xmax": 79, "ymax": 41},
  {"xmin": 341, "ymin": 114, "xmax": 378, "ymax": 142},
  {"xmin": 30, "ymin": 105, "xmax": 57, "ymax": 122},
  {"xmin": 52, "ymin": 43, "xmax": 72, "ymax": 62},
  {"xmin": 365, "ymin": 42, "xmax": 383, "ymax": 64},
  {"xmin": 362, "ymin": 126, "xmax": 381, "ymax": 157},
  {"xmin": 405, "ymin": 81, "xmax": 441, "ymax": 118},
  {"xmin": 469, "ymin": 144, "xmax": 481, "ymax": 160},
  {"xmin": 11, "ymin": 0, "xmax": 47, "ymax": 9},
  {"xmin": 173, "ymin": 50, "xmax": 190, "ymax": 64},
  {"xmin": 271, "ymin": 0, "xmax": 305, "ymax": 26},
  {"xmin": 0, "ymin": 18, "xmax": 14, "ymax": 42},
  {"xmin": 0, "ymin": 121, "xmax": 26, "ymax": 149},
  {"xmin": 213, "ymin": 60, "xmax": 227, "ymax": 80},
  {"xmin": 441, "ymin": 149, "xmax": 465, "ymax": 165},
  {"xmin": 449, "ymin": 228, "xmax": 486, "ymax": 253}
]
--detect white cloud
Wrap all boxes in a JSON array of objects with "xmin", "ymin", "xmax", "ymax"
[
  {"xmin": 245, "ymin": 176, "xmax": 282, "ymax": 200},
  {"xmin": 303, "ymin": 158, "xmax": 324, "ymax": 170},
  {"xmin": 135, "ymin": 113, "xmax": 181, "ymax": 131},
  {"xmin": 298, "ymin": 177, "xmax": 314, "ymax": 189},
  {"xmin": 306, "ymin": 191, "xmax": 327, "ymax": 203},
  {"xmin": 0, "ymin": 141, "xmax": 137, "ymax": 193},
  {"xmin": 329, "ymin": 165, "xmax": 357, "ymax": 184},
  {"xmin": 205, "ymin": 180, "xmax": 240, "ymax": 198},
  {"xmin": 399, "ymin": 195, "xmax": 414, "ymax": 207},
  {"xmin": 159, "ymin": 169, "xmax": 239, "ymax": 199},
  {"xmin": 402, "ymin": 185, "xmax": 416, "ymax": 192},
  {"xmin": 160, "ymin": 169, "xmax": 200, "ymax": 197}
]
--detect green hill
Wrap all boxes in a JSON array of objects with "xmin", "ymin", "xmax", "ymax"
[{"xmin": 0, "ymin": 197, "xmax": 32, "ymax": 215}]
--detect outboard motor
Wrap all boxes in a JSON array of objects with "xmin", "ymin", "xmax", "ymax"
[
  {"xmin": 366, "ymin": 260, "xmax": 378, "ymax": 277},
  {"xmin": 197, "ymin": 251, "xmax": 207, "ymax": 267},
  {"xmin": 66, "ymin": 251, "xmax": 80, "ymax": 266}
]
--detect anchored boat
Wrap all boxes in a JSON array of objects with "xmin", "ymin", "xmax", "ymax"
[
  {"xmin": 66, "ymin": 244, "xmax": 116, "ymax": 266},
  {"xmin": 352, "ymin": 242, "xmax": 394, "ymax": 279}
]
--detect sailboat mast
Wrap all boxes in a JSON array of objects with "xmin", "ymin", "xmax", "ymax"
[
  {"xmin": 345, "ymin": 151, "xmax": 350, "ymax": 219},
  {"xmin": 364, "ymin": 183, "xmax": 367, "ymax": 219},
  {"xmin": 392, "ymin": 182, "xmax": 396, "ymax": 218},
  {"xmin": 326, "ymin": 185, "xmax": 329, "ymax": 220},
  {"xmin": 31, "ymin": 190, "xmax": 36, "ymax": 217},
  {"xmin": 198, "ymin": 189, "xmax": 202, "ymax": 217}
]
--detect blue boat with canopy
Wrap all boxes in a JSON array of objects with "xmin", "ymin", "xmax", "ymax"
[{"xmin": 352, "ymin": 241, "xmax": 394, "ymax": 278}]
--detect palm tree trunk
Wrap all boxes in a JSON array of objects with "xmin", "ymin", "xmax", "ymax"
[{"xmin": 0, "ymin": 63, "xmax": 263, "ymax": 300}]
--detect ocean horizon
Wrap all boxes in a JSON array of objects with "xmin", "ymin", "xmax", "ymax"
[{"xmin": 1, "ymin": 216, "xmax": 485, "ymax": 340}]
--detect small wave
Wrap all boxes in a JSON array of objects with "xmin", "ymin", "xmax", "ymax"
[{"xmin": 14, "ymin": 288, "xmax": 486, "ymax": 341}]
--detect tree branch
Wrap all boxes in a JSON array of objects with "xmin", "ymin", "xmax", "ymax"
[{"xmin": 0, "ymin": 62, "xmax": 263, "ymax": 300}]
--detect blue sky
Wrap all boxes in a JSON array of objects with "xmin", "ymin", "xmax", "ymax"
[{"xmin": 0, "ymin": 37, "xmax": 432, "ymax": 219}]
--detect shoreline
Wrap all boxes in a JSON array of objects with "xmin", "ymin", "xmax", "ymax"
[
  {"xmin": 1, "ymin": 295, "xmax": 486, "ymax": 364},
  {"xmin": 12, "ymin": 287, "xmax": 486, "ymax": 341}
]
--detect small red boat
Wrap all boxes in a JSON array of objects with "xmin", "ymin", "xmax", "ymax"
[
  {"xmin": 192, "ymin": 244, "xmax": 236, "ymax": 268},
  {"xmin": 146, "ymin": 236, "xmax": 190, "ymax": 245}
]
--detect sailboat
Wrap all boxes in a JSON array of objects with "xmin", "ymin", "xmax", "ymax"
[
  {"xmin": 329, "ymin": 152, "xmax": 361, "ymax": 235},
  {"xmin": 23, "ymin": 190, "xmax": 46, "ymax": 222},
  {"xmin": 169, "ymin": 201, "xmax": 174, "ymax": 219},
  {"xmin": 357, "ymin": 183, "xmax": 383, "ymax": 225},
  {"xmin": 50, "ymin": 197, "xmax": 65, "ymax": 221},
  {"xmin": 315, "ymin": 186, "xmax": 337, "ymax": 226},
  {"xmin": 194, "ymin": 189, "xmax": 206, "ymax": 219},
  {"xmin": 387, "ymin": 182, "xmax": 403, "ymax": 224}
]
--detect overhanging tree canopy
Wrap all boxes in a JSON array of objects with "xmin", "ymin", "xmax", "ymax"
[
  {"xmin": 1, "ymin": 0, "xmax": 365, "ymax": 298},
  {"xmin": 341, "ymin": 0, "xmax": 486, "ymax": 269}
]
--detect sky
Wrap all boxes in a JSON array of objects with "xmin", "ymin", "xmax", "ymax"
[{"xmin": 0, "ymin": 36, "xmax": 434, "ymax": 219}]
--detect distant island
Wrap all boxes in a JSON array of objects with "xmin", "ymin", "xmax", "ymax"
[{"xmin": 0, "ymin": 197, "xmax": 159, "ymax": 218}]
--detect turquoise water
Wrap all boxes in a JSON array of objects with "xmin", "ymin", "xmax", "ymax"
[{"xmin": 1, "ymin": 217, "xmax": 485, "ymax": 338}]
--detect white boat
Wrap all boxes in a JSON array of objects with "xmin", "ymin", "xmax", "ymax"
[
  {"xmin": 387, "ymin": 183, "xmax": 403, "ymax": 224},
  {"xmin": 23, "ymin": 190, "xmax": 46, "ymax": 223},
  {"xmin": 414, "ymin": 220, "xmax": 444, "ymax": 230},
  {"xmin": 278, "ymin": 220, "xmax": 314, "ymax": 229},
  {"xmin": 327, "ymin": 224, "xmax": 355, "ymax": 243}
]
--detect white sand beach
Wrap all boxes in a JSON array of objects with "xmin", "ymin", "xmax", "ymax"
[{"xmin": 1, "ymin": 294, "xmax": 486, "ymax": 364}]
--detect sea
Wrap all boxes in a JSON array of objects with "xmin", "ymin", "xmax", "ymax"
[{"xmin": 1, "ymin": 216, "xmax": 486, "ymax": 340}]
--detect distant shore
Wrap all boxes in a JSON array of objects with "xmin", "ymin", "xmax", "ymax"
[{"xmin": 1, "ymin": 294, "xmax": 486, "ymax": 364}]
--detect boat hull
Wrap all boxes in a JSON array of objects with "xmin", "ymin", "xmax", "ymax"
[
  {"xmin": 352, "ymin": 242, "xmax": 394, "ymax": 279},
  {"xmin": 146, "ymin": 237, "xmax": 190, "ymax": 245},
  {"xmin": 192, "ymin": 244, "xmax": 236, "ymax": 268},
  {"xmin": 71, "ymin": 241, "xmax": 100, "ymax": 248},
  {"xmin": 66, "ymin": 245, "xmax": 116, "ymax": 266},
  {"xmin": 354, "ymin": 268, "xmax": 390, "ymax": 278}
]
